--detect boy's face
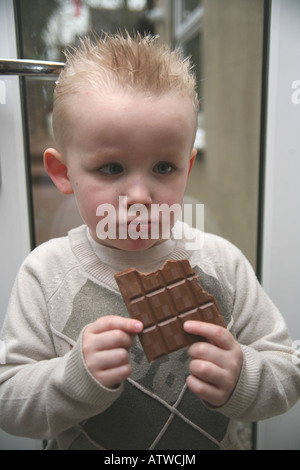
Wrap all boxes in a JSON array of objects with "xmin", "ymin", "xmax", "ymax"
[{"xmin": 48, "ymin": 90, "xmax": 197, "ymax": 251}]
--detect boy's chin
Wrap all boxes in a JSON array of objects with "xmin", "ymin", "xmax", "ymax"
[{"xmin": 97, "ymin": 237, "xmax": 168, "ymax": 252}]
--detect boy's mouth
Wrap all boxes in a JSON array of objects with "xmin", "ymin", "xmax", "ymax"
[
  {"xmin": 116, "ymin": 217, "xmax": 161, "ymax": 239},
  {"xmin": 127, "ymin": 220, "xmax": 151, "ymax": 230}
]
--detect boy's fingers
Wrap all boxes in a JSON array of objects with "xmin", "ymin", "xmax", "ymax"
[
  {"xmin": 89, "ymin": 315, "xmax": 143, "ymax": 335},
  {"xmin": 94, "ymin": 348, "xmax": 130, "ymax": 370},
  {"xmin": 96, "ymin": 364, "xmax": 133, "ymax": 389},
  {"xmin": 186, "ymin": 374, "xmax": 226, "ymax": 406},
  {"xmin": 87, "ymin": 329, "xmax": 135, "ymax": 351},
  {"xmin": 184, "ymin": 320, "xmax": 231, "ymax": 350}
]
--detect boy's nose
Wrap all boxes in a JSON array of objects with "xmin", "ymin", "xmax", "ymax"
[{"xmin": 125, "ymin": 178, "xmax": 152, "ymax": 208}]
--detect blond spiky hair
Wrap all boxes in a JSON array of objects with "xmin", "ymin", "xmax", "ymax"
[{"xmin": 53, "ymin": 32, "xmax": 199, "ymax": 148}]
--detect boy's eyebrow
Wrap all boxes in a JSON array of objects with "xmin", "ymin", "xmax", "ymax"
[
  {"xmin": 86, "ymin": 148, "xmax": 125, "ymax": 161},
  {"xmin": 86, "ymin": 141, "xmax": 187, "ymax": 157}
]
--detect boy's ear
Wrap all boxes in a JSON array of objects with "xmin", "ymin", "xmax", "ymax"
[
  {"xmin": 43, "ymin": 148, "xmax": 73, "ymax": 195},
  {"xmin": 188, "ymin": 148, "xmax": 197, "ymax": 178}
]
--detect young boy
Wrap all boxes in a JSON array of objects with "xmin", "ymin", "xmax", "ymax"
[{"xmin": 0, "ymin": 33, "xmax": 299, "ymax": 450}]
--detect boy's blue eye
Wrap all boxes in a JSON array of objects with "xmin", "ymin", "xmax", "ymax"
[
  {"xmin": 153, "ymin": 162, "xmax": 175, "ymax": 175},
  {"xmin": 99, "ymin": 163, "xmax": 123, "ymax": 175}
]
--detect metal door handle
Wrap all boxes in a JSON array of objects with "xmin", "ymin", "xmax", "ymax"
[{"xmin": 0, "ymin": 58, "xmax": 64, "ymax": 76}]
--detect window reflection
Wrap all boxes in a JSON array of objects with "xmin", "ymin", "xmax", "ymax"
[
  {"xmin": 18, "ymin": 0, "xmax": 153, "ymax": 61},
  {"xmin": 181, "ymin": 0, "xmax": 203, "ymax": 21}
]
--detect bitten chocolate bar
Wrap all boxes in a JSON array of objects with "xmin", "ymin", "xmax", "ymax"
[{"xmin": 114, "ymin": 259, "xmax": 226, "ymax": 362}]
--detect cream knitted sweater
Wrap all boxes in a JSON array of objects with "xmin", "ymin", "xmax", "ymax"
[{"xmin": 0, "ymin": 223, "xmax": 299, "ymax": 450}]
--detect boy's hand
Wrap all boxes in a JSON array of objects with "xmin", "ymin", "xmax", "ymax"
[
  {"xmin": 82, "ymin": 316, "xmax": 143, "ymax": 389},
  {"xmin": 184, "ymin": 321, "xmax": 243, "ymax": 407}
]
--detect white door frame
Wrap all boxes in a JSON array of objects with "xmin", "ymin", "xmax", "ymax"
[
  {"xmin": 257, "ymin": 0, "xmax": 300, "ymax": 449},
  {"xmin": 0, "ymin": 0, "xmax": 31, "ymax": 316},
  {"xmin": 0, "ymin": 0, "xmax": 41, "ymax": 450}
]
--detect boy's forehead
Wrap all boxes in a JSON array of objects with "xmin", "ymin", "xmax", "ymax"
[
  {"xmin": 60, "ymin": 88, "xmax": 197, "ymax": 151},
  {"xmin": 67, "ymin": 88, "xmax": 196, "ymax": 124}
]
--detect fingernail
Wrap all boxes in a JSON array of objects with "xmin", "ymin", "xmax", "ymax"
[
  {"xmin": 134, "ymin": 321, "xmax": 143, "ymax": 332},
  {"xmin": 184, "ymin": 322, "xmax": 192, "ymax": 332}
]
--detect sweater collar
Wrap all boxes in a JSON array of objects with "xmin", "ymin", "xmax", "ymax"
[{"xmin": 68, "ymin": 225, "xmax": 191, "ymax": 291}]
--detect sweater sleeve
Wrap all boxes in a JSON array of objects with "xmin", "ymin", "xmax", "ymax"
[
  {"xmin": 0, "ymin": 257, "xmax": 122, "ymax": 440},
  {"xmin": 207, "ymin": 239, "xmax": 300, "ymax": 421}
]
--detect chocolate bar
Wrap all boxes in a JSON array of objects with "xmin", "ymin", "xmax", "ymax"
[{"xmin": 115, "ymin": 259, "xmax": 226, "ymax": 362}]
